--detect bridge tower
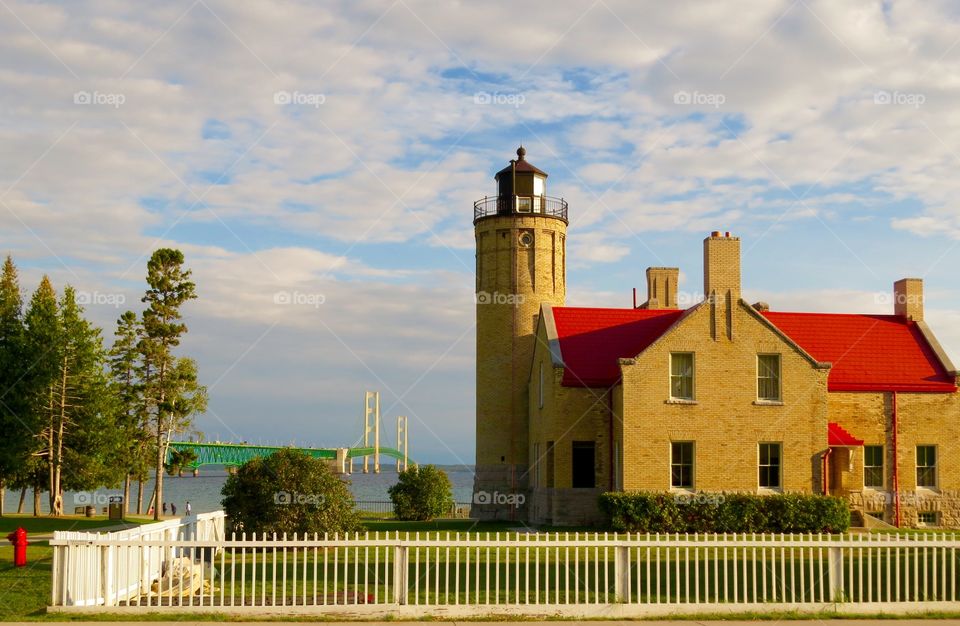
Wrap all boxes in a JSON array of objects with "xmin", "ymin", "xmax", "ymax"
[
  {"xmin": 396, "ymin": 415, "xmax": 409, "ymax": 472},
  {"xmin": 473, "ymin": 146, "xmax": 568, "ymax": 520},
  {"xmin": 363, "ymin": 390, "xmax": 381, "ymax": 473}
]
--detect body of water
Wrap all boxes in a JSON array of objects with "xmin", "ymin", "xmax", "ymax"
[{"xmin": 3, "ymin": 465, "xmax": 476, "ymax": 516}]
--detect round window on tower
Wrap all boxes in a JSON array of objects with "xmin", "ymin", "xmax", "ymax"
[{"xmin": 519, "ymin": 231, "xmax": 534, "ymax": 247}]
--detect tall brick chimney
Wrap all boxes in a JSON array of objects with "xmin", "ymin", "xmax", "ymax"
[
  {"xmin": 644, "ymin": 267, "xmax": 679, "ymax": 309},
  {"xmin": 703, "ymin": 231, "xmax": 741, "ymax": 301},
  {"xmin": 894, "ymin": 278, "xmax": 923, "ymax": 321}
]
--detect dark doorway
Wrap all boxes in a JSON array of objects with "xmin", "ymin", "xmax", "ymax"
[{"xmin": 572, "ymin": 441, "xmax": 596, "ymax": 488}]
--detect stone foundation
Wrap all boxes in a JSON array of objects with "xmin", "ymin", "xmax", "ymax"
[
  {"xmin": 528, "ymin": 487, "xmax": 606, "ymax": 527},
  {"xmin": 847, "ymin": 490, "xmax": 960, "ymax": 528},
  {"xmin": 471, "ymin": 463, "xmax": 529, "ymax": 521}
]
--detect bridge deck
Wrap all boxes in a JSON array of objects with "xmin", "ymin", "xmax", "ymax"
[{"xmin": 168, "ymin": 441, "xmax": 409, "ymax": 468}]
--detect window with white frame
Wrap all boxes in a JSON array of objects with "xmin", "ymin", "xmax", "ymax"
[
  {"xmin": 757, "ymin": 354, "xmax": 782, "ymax": 401},
  {"xmin": 670, "ymin": 352, "xmax": 694, "ymax": 400}
]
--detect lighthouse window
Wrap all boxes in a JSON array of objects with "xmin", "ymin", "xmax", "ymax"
[{"xmin": 517, "ymin": 197, "xmax": 533, "ymax": 213}]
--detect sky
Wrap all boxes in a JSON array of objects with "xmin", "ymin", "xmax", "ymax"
[{"xmin": 2, "ymin": 0, "xmax": 960, "ymax": 464}]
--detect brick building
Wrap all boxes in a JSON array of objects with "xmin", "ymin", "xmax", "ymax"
[{"xmin": 473, "ymin": 148, "xmax": 959, "ymax": 528}]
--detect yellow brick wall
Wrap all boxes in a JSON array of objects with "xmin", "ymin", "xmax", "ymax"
[
  {"xmin": 829, "ymin": 390, "xmax": 960, "ymax": 526},
  {"xmin": 617, "ymin": 300, "xmax": 830, "ymax": 494}
]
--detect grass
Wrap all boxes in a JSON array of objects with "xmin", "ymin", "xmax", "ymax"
[{"xmin": 0, "ymin": 514, "xmax": 154, "ymax": 538}]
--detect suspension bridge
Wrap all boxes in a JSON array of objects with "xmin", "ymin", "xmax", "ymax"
[{"xmin": 167, "ymin": 391, "xmax": 411, "ymax": 474}]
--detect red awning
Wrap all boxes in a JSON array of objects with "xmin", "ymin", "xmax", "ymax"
[{"xmin": 828, "ymin": 422, "xmax": 864, "ymax": 447}]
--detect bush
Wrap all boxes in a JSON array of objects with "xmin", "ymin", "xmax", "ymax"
[
  {"xmin": 221, "ymin": 448, "xmax": 361, "ymax": 536},
  {"xmin": 599, "ymin": 492, "xmax": 850, "ymax": 534},
  {"xmin": 388, "ymin": 465, "xmax": 454, "ymax": 521}
]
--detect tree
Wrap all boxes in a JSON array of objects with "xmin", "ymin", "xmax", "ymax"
[
  {"xmin": 221, "ymin": 449, "xmax": 361, "ymax": 536},
  {"xmin": 388, "ymin": 465, "xmax": 454, "ymax": 521},
  {"xmin": 0, "ymin": 256, "xmax": 25, "ymax": 515},
  {"xmin": 140, "ymin": 249, "xmax": 202, "ymax": 520},
  {"xmin": 109, "ymin": 311, "xmax": 151, "ymax": 514},
  {"xmin": 21, "ymin": 276, "xmax": 61, "ymax": 515},
  {"xmin": 166, "ymin": 448, "xmax": 198, "ymax": 477}
]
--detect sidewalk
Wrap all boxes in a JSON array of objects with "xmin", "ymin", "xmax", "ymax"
[{"xmin": 16, "ymin": 621, "xmax": 960, "ymax": 626}]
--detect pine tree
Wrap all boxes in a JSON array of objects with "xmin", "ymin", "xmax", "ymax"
[
  {"xmin": 140, "ymin": 249, "xmax": 204, "ymax": 520},
  {"xmin": 0, "ymin": 256, "xmax": 25, "ymax": 515},
  {"xmin": 109, "ymin": 311, "xmax": 151, "ymax": 514},
  {"xmin": 21, "ymin": 276, "xmax": 61, "ymax": 515}
]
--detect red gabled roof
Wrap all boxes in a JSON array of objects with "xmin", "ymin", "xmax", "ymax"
[
  {"xmin": 552, "ymin": 307, "xmax": 684, "ymax": 387},
  {"xmin": 762, "ymin": 311, "xmax": 956, "ymax": 393},
  {"xmin": 828, "ymin": 422, "xmax": 864, "ymax": 446}
]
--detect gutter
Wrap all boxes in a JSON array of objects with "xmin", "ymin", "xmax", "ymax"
[{"xmin": 892, "ymin": 390, "xmax": 901, "ymax": 528}]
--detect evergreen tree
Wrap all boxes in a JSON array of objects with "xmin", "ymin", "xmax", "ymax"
[
  {"xmin": 109, "ymin": 310, "xmax": 150, "ymax": 514},
  {"xmin": 45, "ymin": 286, "xmax": 122, "ymax": 515},
  {"xmin": 140, "ymin": 249, "xmax": 203, "ymax": 520},
  {"xmin": 0, "ymin": 256, "xmax": 25, "ymax": 514},
  {"xmin": 21, "ymin": 276, "xmax": 61, "ymax": 515}
]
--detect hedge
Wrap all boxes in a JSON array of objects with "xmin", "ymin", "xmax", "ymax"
[{"xmin": 598, "ymin": 492, "xmax": 850, "ymax": 534}]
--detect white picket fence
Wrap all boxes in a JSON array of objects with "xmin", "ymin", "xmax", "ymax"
[
  {"xmin": 50, "ymin": 511, "xmax": 225, "ymax": 608},
  {"xmin": 49, "ymin": 527, "xmax": 960, "ymax": 616}
]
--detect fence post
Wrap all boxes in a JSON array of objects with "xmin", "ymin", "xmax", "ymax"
[
  {"xmin": 614, "ymin": 543, "xmax": 630, "ymax": 603},
  {"xmin": 393, "ymin": 544, "xmax": 408, "ymax": 605},
  {"xmin": 828, "ymin": 545, "xmax": 844, "ymax": 602},
  {"xmin": 101, "ymin": 545, "xmax": 114, "ymax": 607}
]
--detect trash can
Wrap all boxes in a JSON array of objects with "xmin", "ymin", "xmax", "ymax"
[
  {"xmin": 84, "ymin": 505, "xmax": 95, "ymax": 517},
  {"xmin": 108, "ymin": 496, "xmax": 124, "ymax": 521}
]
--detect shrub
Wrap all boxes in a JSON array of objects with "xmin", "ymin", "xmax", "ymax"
[
  {"xmin": 388, "ymin": 465, "xmax": 454, "ymax": 521},
  {"xmin": 221, "ymin": 448, "xmax": 361, "ymax": 536},
  {"xmin": 599, "ymin": 492, "xmax": 850, "ymax": 534}
]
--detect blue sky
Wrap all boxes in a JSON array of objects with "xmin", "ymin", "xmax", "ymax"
[{"xmin": 2, "ymin": 0, "xmax": 960, "ymax": 464}]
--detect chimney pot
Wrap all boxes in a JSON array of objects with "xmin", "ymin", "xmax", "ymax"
[{"xmin": 711, "ymin": 230, "xmax": 721, "ymax": 238}]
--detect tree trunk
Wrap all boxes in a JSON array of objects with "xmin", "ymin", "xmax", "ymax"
[
  {"xmin": 50, "ymin": 360, "xmax": 68, "ymax": 517},
  {"xmin": 32, "ymin": 485, "xmax": 41, "ymax": 516},
  {"xmin": 0, "ymin": 481, "xmax": 5, "ymax": 516},
  {"xmin": 136, "ymin": 477, "xmax": 144, "ymax": 515},
  {"xmin": 17, "ymin": 487, "xmax": 25, "ymax": 514},
  {"xmin": 154, "ymin": 431, "xmax": 164, "ymax": 521},
  {"xmin": 122, "ymin": 474, "xmax": 131, "ymax": 515}
]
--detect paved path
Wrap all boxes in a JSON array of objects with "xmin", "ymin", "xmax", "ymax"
[{"xmin": 17, "ymin": 621, "xmax": 960, "ymax": 626}]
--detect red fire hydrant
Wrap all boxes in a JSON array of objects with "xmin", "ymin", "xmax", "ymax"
[{"xmin": 7, "ymin": 527, "xmax": 27, "ymax": 567}]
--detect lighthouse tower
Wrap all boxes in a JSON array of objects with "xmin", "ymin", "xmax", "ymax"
[{"xmin": 472, "ymin": 147, "xmax": 568, "ymax": 519}]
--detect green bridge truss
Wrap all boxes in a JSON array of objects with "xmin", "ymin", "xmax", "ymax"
[{"xmin": 167, "ymin": 441, "xmax": 410, "ymax": 469}]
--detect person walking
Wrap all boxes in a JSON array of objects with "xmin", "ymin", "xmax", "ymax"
[
  {"xmin": 162, "ymin": 502, "xmax": 168, "ymax": 516},
  {"xmin": 185, "ymin": 501, "xmax": 192, "ymax": 516},
  {"xmin": 170, "ymin": 502, "xmax": 177, "ymax": 516}
]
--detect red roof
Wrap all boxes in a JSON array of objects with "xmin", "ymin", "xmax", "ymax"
[
  {"xmin": 552, "ymin": 307, "xmax": 683, "ymax": 387},
  {"xmin": 548, "ymin": 305, "xmax": 956, "ymax": 392},
  {"xmin": 762, "ymin": 312, "xmax": 956, "ymax": 392},
  {"xmin": 828, "ymin": 422, "xmax": 864, "ymax": 446}
]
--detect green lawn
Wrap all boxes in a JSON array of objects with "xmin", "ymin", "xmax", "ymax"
[{"xmin": 0, "ymin": 514, "xmax": 154, "ymax": 538}]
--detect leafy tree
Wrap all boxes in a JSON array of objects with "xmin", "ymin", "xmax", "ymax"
[
  {"xmin": 166, "ymin": 447, "xmax": 198, "ymax": 476},
  {"xmin": 0, "ymin": 256, "xmax": 25, "ymax": 514},
  {"xmin": 221, "ymin": 449, "xmax": 361, "ymax": 536},
  {"xmin": 139, "ymin": 249, "xmax": 203, "ymax": 520},
  {"xmin": 388, "ymin": 465, "xmax": 454, "ymax": 521}
]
